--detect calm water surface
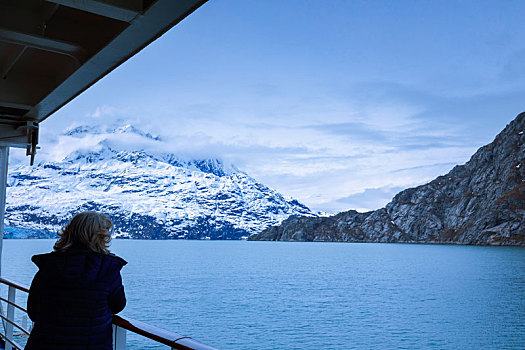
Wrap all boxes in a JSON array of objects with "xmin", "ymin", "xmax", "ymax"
[{"xmin": 2, "ymin": 240, "xmax": 524, "ymax": 349}]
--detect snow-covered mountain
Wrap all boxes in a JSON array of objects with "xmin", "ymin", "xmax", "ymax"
[{"xmin": 5, "ymin": 124, "xmax": 315, "ymax": 239}]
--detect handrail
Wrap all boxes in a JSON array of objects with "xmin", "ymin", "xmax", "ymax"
[
  {"xmin": 0, "ymin": 278, "xmax": 220, "ymax": 350},
  {"xmin": 0, "ymin": 276, "xmax": 28, "ymax": 350},
  {"xmin": 0, "ymin": 332, "xmax": 22, "ymax": 350},
  {"xmin": 0, "ymin": 278, "xmax": 29, "ymax": 293},
  {"xmin": 0, "ymin": 297, "xmax": 27, "ymax": 314},
  {"xmin": 0, "ymin": 313, "xmax": 30, "ymax": 336},
  {"xmin": 113, "ymin": 315, "xmax": 219, "ymax": 350}
]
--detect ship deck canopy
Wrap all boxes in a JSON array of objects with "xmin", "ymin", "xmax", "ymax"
[{"xmin": 0, "ymin": 0, "xmax": 206, "ymax": 164}]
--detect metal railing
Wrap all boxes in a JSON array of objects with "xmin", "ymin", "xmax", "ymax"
[
  {"xmin": 0, "ymin": 277, "xmax": 218, "ymax": 350},
  {"xmin": 0, "ymin": 277, "xmax": 30, "ymax": 350},
  {"xmin": 113, "ymin": 315, "xmax": 218, "ymax": 350}
]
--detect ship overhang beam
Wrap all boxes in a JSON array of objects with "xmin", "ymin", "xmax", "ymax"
[
  {"xmin": 45, "ymin": 0, "xmax": 143, "ymax": 22},
  {"xmin": 0, "ymin": 0, "xmax": 207, "ymax": 157}
]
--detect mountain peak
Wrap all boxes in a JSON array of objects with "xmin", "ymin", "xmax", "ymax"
[
  {"xmin": 64, "ymin": 123, "xmax": 160, "ymax": 141},
  {"xmin": 160, "ymin": 155, "xmax": 237, "ymax": 177},
  {"xmin": 7, "ymin": 123, "xmax": 315, "ymax": 239},
  {"xmin": 112, "ymin": 124, "xmax": 160, "ymax": 141},
  {"xmin": 64, "ymin": 125, "xmax": 102, "ymax": 136}
]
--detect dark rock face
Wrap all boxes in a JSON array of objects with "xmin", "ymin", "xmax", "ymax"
[{"xmin": 249, "ymin": 112, "xmax": 525, "ymax": 246}]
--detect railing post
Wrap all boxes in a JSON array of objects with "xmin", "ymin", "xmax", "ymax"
[
  {"xmin": 21, "ymin": 315, "xmax": 27, "ymax": 331},
  {"xmin": 5, "ymin": 285, "xmax": 15, "ymax": 350},
  {"xmin": 113, "ymin": 324, "xmax": 127, "ymax": 350},
  {"xmin": 0, "ymin": 146, "xmax": 9, "ymax": 277}
]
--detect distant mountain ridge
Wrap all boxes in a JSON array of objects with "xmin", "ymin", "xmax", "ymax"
[
  {"xmin": 249, "ymin": 112, "xmax": 525, "ymax": 246},
  {"xmin": 6, "ymin": 124, "xmax": 315, "ymax": 239},
  {"xmin": 65, "ymin": 124, "xmax": 160, "ymax": 140}
]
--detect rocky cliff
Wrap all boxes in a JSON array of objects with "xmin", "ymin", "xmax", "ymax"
[{"xmin": 249, "ymin": 112, "xmax": 525, "ymax": 246}]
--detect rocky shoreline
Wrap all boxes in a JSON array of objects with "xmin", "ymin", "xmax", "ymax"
[{"xmin": 249, "ymin": 112, "xmax": 525, "ymax": 246}]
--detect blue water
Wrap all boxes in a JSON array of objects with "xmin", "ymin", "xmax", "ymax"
[{"xmin": 2, "ymin": 240, "xmax": 524, "ymax": 349}]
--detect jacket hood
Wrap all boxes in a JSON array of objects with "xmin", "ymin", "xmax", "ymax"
[{"xmin": 32, "ymin": 250, "xmax": 127, "ymax": 285}]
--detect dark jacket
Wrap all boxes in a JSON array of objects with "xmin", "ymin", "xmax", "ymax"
[{"xmin": 25, "ymin": 249, "xmax": 127, "ymax": 350}]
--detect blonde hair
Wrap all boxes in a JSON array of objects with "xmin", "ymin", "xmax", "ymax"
[{"xmin": 54, "ymin": 211, "xmax": 113, "ymax": 254}]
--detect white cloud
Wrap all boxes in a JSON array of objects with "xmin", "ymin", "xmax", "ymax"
[
  {"xmin": 85, "ymin": 105, "xmax": 129, "ymax": 119},
  {"xmin": 18, "ymin": 76, "xmax": 510, "ymax": 215}
]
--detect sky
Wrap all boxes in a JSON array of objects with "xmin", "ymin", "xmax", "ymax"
[{"xmin": 12, "ymin": 0, "xmax": 525, "ymax": 213}]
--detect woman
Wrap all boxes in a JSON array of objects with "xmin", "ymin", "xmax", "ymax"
[{"xmin": 26, "ymin": 211, "xmax": 127, "ymax": 350}]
